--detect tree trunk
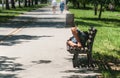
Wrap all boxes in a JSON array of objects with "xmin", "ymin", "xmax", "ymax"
[
  {"xmin": 77, "ymin": 2, "xmax": 80, "ymax": 9},
  {"xmin": 28, "ymin": 0, "xmax": 31, "ymax": 7},
  {"xmin": 11, "ymin": 0, "xmax": 16, "ymax": 8},
  {"xmin": 35, "ymin": 0, "xmax": 38, "ymax": 5},
  {"xmin": 6, "ymin": 0, "xmax": 10, "ymax": 9},
  {"xmin": 99, "ymin": 4, "xmax": 103, "ymax": 19},
  {"xmin": 83, "ymin": 3, "xmax": 86, "ymax": 8},
  {"xmin": 72, "ymin": 0, "xmax": 77, "ymax": 8},
  {"xmin": 94, "ymin": 4, "xmax": 98, "ymax": 15},
  {"xmin": 24, "ymin": 0, "xmax": 28, "ymax": 7},
  {"xmin": 31, "ymin": 0, "xmax": 34, "ymax": 6},
  {"xmin": 41, "ymin": 0, "xmax": 47, "ymax": 4},
  {"xmin": 2, "ymin": 0, "xmax": 5, "ymax": 9},
  {"xmin": 18, "ymin": 0, "xmax": 21, "ymax": 7}
]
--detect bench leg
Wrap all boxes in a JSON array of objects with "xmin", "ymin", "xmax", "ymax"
[
  {"xmin": 87, "ymin": 53, "xmax": 95, "ymax": 68},
  {"xmin": 72, "ymin": 53, "xmax": 80, "ymax": 68}
]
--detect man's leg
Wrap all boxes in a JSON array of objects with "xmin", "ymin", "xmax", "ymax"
[{"xmin": 71, "ymin": 27, "xmax": 82, "ymax": 48}]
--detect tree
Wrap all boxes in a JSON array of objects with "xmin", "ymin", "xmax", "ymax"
[
  {"xmin": 35, "ymin": 0, "xmax": 38, "ymax": 5},
  {"xmin": 28, "ymin": 0, "xmax": 31, "ymax": 7},
  {"xmin": 31, "ymin": 0, "xmax": 34, "ymax": 6},
  {"xmin": 77, "ymin": 0, "xmax": 90, "ymax": 8},
  {"xmin": 68, "ymin": 0, "xmax": 77, "ymax": 8},
  {"xmin": 5, "ymin": 0, "xmax": 10, "ymax": 9},
  {"xmin": 18, "ymin": 0, "xmax": 22, "ymax": 7},
  {"xmin": 11, "ymin": 0, "xmax": 16, "ymax": 8},
  {"xmin": 69, "ymin": 0, "xmax": 90, "ymax": 9},
  {"xmin": 90, "ymin": 0, "xmax": 99, "ymax": 15},
  {"xmin": 24, "ymin": 0, "xmax": 28, "ymax": 7},
  {"xmin": 91, "ymin": 0, "xmax": 106, "ymax": 19},
  {"xmin": 1, "ymin": 0, "xmax": 5, "ymax": 9},
  {"xmin": 97, "ymin": 0, "xmax": 106, "ymax": 19}
]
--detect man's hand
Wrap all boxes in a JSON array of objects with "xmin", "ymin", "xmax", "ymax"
[{"xmin": 77, "ymin": 42, "xmax": 82, "ymax": 48}]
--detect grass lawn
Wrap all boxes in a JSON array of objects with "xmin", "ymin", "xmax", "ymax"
[
  {"xmin": 0, "ymin": 4, "xmax": 47, "ymax": 22},
  {"xmin": 69, "ymin": 8, "xmax": 120, "ymax": 78}
]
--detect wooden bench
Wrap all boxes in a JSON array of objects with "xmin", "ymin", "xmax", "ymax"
[{"xmin": 66, "ymin": 27, "xmax": 97, "ymax": 68}]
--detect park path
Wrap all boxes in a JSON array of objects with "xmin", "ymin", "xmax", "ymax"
[{"xmin": 0, "ymin": 6, "xmax": 101, "ymax": 78}]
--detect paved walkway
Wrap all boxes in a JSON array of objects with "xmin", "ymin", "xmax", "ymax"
[{"xmin": 0, "ymin": 6, "xmax": 101, "ymax": 78}]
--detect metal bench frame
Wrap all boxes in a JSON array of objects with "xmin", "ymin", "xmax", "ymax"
[{"xmin": 67, "ymin": 27, "xmax": 97, "ymax": 68}]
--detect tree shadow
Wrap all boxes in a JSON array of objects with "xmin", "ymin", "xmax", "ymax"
[
  {"xmin": 0, "ymin": 11, "xmax": 23, "ymax": 14},
  {"xmin": 112, "ymin": 49, "xmax": 120, "ymax": 57},
  {"xmin": 75, "ymin": 20, "xmax": 102, "ymax": 27},
  {"xmin": 0, "ymin": 16, "xmax": 66, "ymax": 28},
  {"xmin": 80, "ymin": 17, "xmax": 120, "ymax": 22},
  {"xmin": 64, "ymin": 51, "xmax": 120, "ymax": 78},
  {"xmin": 63, "ymin": 54, "xmax": 101, "ymax": 77},
  {"xmin": 0, "ymin": 56, "xmax": 25, "ymax": 78},
  {"xmin": 93, "ymin": 52, "xmax": 120, "ymax": 70},
  {"xmin": 0, "ymin": 74, "xmax": 18, "ymax": 78},
  {"xmin": 23, "ymin": 13, "xmax": 60, "ymax": 15},
  {"xmin": 92, "ymin": 52, "xmax": 120, "ymax": 78},
  {"xmin": 0, "ymin": 4, "xmax": 46, "ymax": 20},
  {"xmin": 12, "ymin": 16, "xmax": 64, "ymax": 20},
  {"xmin": 0, "ymin": 20, "xmax": 29, "ymax": 28},
  {"xmin": 62, "ymin": 75, "xmax": 100, "ymax": 78},
  {"xmin": 0, "ymin": 56, "xmax": 24, "ymax": 71},
  {"xmin": 79, "ymin": 17, "xmax": 120, "ymax": 27},
  {"xmin": 28, "ymin": 21, "xmax": 65, "ymax": 28},
  {"xmin": 33, "ymin": 9, "xmax": 50, "ymax": 12},
  {"xmin": 61, "ymin": 63, "xmax": 101, "ymax": 78},
  {"xmin": 0, "ymin": 16, "xmax": 15, "ymax": 23},
  {"xmin": 0, "ymin": 35, "xmax": 53, "ymax": 46},
  {"xmin": 31, "ymin": 60, "xmax": 52, "ymax": 64},
  {"xmin": 68, "ymin": 6, "xmax": 93, "ymax": 10},
  {"xmin": 0, "ymin": 6, "xmax": 66, "ymax": 28}
]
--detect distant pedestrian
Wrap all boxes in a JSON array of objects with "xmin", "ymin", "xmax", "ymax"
[
  {"xmin": 60, "ymin": 0, "xmax": 65, "ymax": 13},
  {"xmin": 51, "ymin": 0, "xmax": 57, "ymax": 14},
  {"xmin": 109, "ymin": 3, "xmax": 114, "ymax": 11}
]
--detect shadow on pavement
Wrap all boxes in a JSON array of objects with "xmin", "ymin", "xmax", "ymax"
[
  {"xmin": 0, "ymin": 20, "xmax": 65, "ymax": 28},
  {"xmin": 32, "ymin": 60, "xmax": 52, "ymax": 64},
  {"xmin": 0, "ymin": 56, "xmax": 24, "ymax": 71},
  {"xmin": 0, "ymin": 35, "xmax": 53, "ymax": 46},
  {"xmin": 63, "ymin": 55, "xmax": 101, "ymax": 78},
  {"xmin": 0, "ymin": 13, "xmax": 66, "ymax": 28},
  {"xmin": 64, "ymin": 52, "xmax": 120, "ymax": 78},
  {"xmin": 0, "ymin": 56, "xmax": 24, "ymax": 78},
  {"xmin": 62, "ymin": 75, "xmax": 100, "ymax": 78},
  {"xmin": 0, "ymin": 74, "xmax": 17, "ymax": 78}
]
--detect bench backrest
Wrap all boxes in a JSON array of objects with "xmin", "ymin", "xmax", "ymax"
[
  {"xmin": 86, "ymin": 27, "xmax": 97, "ymax": 54},
  {"xmin": 67, "ymin": 27, "xmax": 97, "ymax": 54}
]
